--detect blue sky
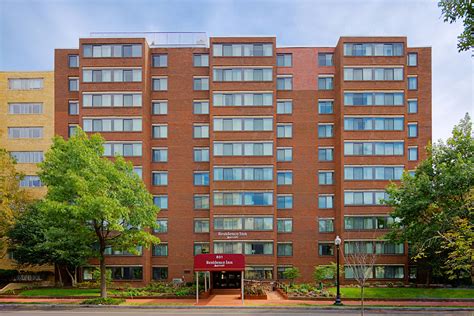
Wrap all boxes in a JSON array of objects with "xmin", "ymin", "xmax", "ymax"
[{"xmin": 0, "ymin": 0, "xmax": 472, "ymax": 141}]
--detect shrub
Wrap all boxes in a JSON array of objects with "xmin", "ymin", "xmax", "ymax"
[
  {"xmin": 0, "ymin": 269, "xmax": 19, "ymax": 282},
  {"xmin": 91, "ymin": 268, "xmax": 112, "ymax": 289},
  {"xmin": 244, "ymin": 282, "xmax": 266, "ymax": 296},
  {"xmin": 387, "ymin": 282, "xmax": 394, "ymax": 288},
  {"xmin": 283, "ymin": 267, "xmax": 301, "ymax": 285},
  {"xmin": 81, "ymin": 297, "xmax": 125, "ymax": 305}
]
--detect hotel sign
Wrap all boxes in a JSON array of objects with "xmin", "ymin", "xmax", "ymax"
[
  {"xmin": 194, "ymin": 254, "xmax": 245, "ymax": 271},
  {"xmin": 216, "ymin": 231, "xmax": 248, "ymax": 239}
]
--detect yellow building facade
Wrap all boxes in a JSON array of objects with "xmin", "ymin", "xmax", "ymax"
[{"xmin": 0, "ymin": 71, "xmax": 54, "ymax": 278}]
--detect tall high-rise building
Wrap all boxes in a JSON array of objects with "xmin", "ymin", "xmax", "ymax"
[
  {"xmin": 0, "ymin": 71, "xmax": 55, "ymax": 278},
  {"xmin": 54, "ymin": 33, "xmax": 431, "ymax": 286}
]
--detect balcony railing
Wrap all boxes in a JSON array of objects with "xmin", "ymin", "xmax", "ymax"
[{"xmin": 89, "ymin": 32, "xmax": 208, "ymax": 48}]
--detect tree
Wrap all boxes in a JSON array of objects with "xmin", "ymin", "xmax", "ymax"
[
  {"xmin": 0, "ymin": 148, "xmax": 30, "ymax": 254},
  {"xmin": 282, "ymin": 267, "xmax": 301, "ymax": 286},
  {"xmin": 386, "ymin": 113, "xmax": 474, "ymax": 284},
  {"xmin": 343, "ymin": 242, "xmax": 377, "ymax": 316},
  {"xmin": 38, "ymin": 129, "xmax": 160, "ymax": 297},
  {"xmin": 438, "ymin": 0, "xmax": 474, "ymax": 52},
  {"xmin": 313, "ymin": 262, "xmax": 343, "ymax": 289},
  {"xmin": 8, "ymin": 203, "xmax": 93, "ymax": 287}
]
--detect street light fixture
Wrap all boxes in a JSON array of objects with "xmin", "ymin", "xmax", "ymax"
[{"xmin": 334, "ymin": 235, "xmax": 343, "ymax": 305}]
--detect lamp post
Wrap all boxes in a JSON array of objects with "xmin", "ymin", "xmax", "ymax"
[{"xmin": 334, "ymin": 235, "xmax": 343, "ymax": 306}]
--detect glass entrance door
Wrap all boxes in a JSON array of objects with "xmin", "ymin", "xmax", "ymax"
[{"xmin": 212, "ymin": 271, "xmax": 241, "ymax": 289}]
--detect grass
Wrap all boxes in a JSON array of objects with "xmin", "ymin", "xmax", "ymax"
[
  {"xmin": 19, "ymin": 288, "xmax": 101, "ymax": 297},
  {"xmin": 327, "ymin": 287, "xmax": 474, "ymax": 299}
]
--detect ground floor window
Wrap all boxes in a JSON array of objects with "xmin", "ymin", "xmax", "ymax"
[
  {"xmin": 111, "ymin": 266, "xmax": 143, "ymax": 280},
  {"xmin": 152, "ymin": 267, "xmax": 168, "ymax": 280},
  {"xmin": 277, "ymin": 266, "xmax": 292, "ymax": 280},
  {"xmin": 245, "ymin": 266, "xmax": 273, "ymax": 280},
  {"xmin": 344, "ymin": 265, "xmax": 404, "ymax": 279}
]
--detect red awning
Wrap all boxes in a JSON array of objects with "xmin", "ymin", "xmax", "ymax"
[{"xmin": 194, "ymin": 254, "xmax": 245, "ymax": 271}]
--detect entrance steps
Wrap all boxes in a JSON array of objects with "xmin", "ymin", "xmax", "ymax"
[{"xmin": 211, "ymin": 288, "xmax": 240, "ymax": 295}]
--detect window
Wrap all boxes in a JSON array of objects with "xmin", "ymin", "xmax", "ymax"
[
  {"xmin": 277, "ymin": 147, "xmax": 292, "ymax": 162},
  {"xmin": 133, "ymin": 166, "xmax": 142, "ymax": 179},
  {"xmin": 375, "ymin": 266, "xmax": 404, "ymax": 279},
  {"xmin": 194, "ymin": 54, "xmax": 209, "ymax": 67},
  {"xmin": 83, "ymin": 44, "xmax": 142, "ymax": 58},
  {"xmin": 318, "ymin": 124, "xmax": 333, "ymax": 138},
  {"xmin": 343, "ymin": 43, "xmax": 403, "ymax": 56},
  {"xmin": 344, "ymin": 117, "xmax": 404, "ymax": 131},
  {"xmin": 344, "ymin": 92, "xmax": 404, "ymax": 106},
  {"xmin": 277, "ymin": 124, "xmax": 292, "ymax": 138},
  {"xmin": 318, "ymin": 100, "xmax": 334, "ymax": 114},
  {"xmin": 110, "ymin": 267, "xmax": 143, "ymax": 280},
  {"xmin": 277, "ymin": 266, "xmax": 293, "ymax": 280},
  {"xmin": 193, "ymin": 124, "xmax": 209, "ymax": 138},
  {"xmin": 318, "ymin": 76, "xmax": 333, "ymax": 90},
  {"xmin": 152, "ymin": 148, "xmax": 168, "ymax": 162},
  {"xmin": 83, "ymin": 118, "xmax": 142, "ymax": 132},
  {"xmin": 277, "ymin": 171, "xmax": 293, "ymax": 185},
  {"xmin": 153, "ymin": 77, "xmax": 168, "ymax": 91},
  {"xmin": 214, "ymin": 166, "xmax": 273, "ymax": 181},
  {"xmin": 408, "ymin": 100, "xmax": 418, "ymax": 113},
  {"xmin": 68, "ymin": 78, "xmax": 78, "ymax": 91},
  {"xmin": 277, "ymin": 76, "xmax": 293, "ymax": 90},
  {"xmin": 83, "ymin": 93, "xmax": 142, "ymax": 107},
  {"xmin": 344, "ymin": 67, "xmax": 403, "ymax": 81},
  {"xmin": 153, "ymin": 195, "xmax": 168, "ymax": 209},
  {"xmin": 10, "ymin": 151, "xmax": 44, "ymax": 164},
  {"xmin": 318, "ymin": 53, "xmax": 333, "ymax": 66},
  {"xmin": 375, "ymin": 242, "xmax": 404, "ymax": 255},
  {"xmin": 68, "ymin": 55, "xmax": 79, "ymax": 68},
  {"xmin": 68, "ymin": 101, "xmax": 79, "ymax": 115},
  {"xmin": 19, "ymin": 175, "xmax": 42, "ymax": 188},
  {"xmin": 152, "ymin": 54, "xmax": 168, "ymax": 67},
  {"xmin": 194, "ymin": 243, "xmax": 210, "ymax": 255},
  {"xmin": 213, "ymin": 191, "xmax": 273, "ymax": 206},
  {"xmin": 344, "ymin": 241, "xmax": 374, "ymax": 254},
  {"xmin": 344, "ymin": 266, "xmax": 373, "ymax": 279},
  {"xmin": 408, "ymin": 147, "xmax": 418, "ymax": 161},
  {"xmin": 344, "ymin": 191, "xmax": 388, "ymax": 205},
  {"xmin": 194, "ymin": 219, "xmax": 210, "ymax": 233},
  {"xmin": 194, "ymin": 77, "xmax": 209, "ymax": 90},
  {"xmin": 194, "ymin": 172, "xmax": 209, "ymax": 186},
  {"xmin": 344, "ymin": 216, "xmax": 397, "ymax": 230},
  {"xmin": 344, "ymin": 141, "xmax": 404, "ymax": 156},
  {"xmin": 194, "ymin": 147, "xmax": 209, "ymax": 162},
  {"xmin": 245, "ymin": 267, "xmax": 273, "ymax": 280},
  {"xmin": 194, "ymin": 195, "xmax": 210, "ymax": 209},
  {"xmin": 213, "ymin": 68, "xmax": 272, "ymax": 82},
  {"xmin": 193, "ymin": 101, "xmax": 209, "ymax": 114},
  {"xmin": 318, "ymin": 171, "xmax": 334, "ymax": 185},
  {"xmin": 408, "ymin": 77, "xmax": 417, "ymax": 90},
  {"xmin": 213, "ymin": 92, "xmax": 273, "ymax": 107},
  {"xmin": 344, "ymin": 166, "xmax": 404, "ymax": 180},
  {"xmin": 8, "ymin": 78, "xmax": 43, "ymax": 90},
  {"xmin": 152, "ymin": 172, "xmax": 168, "ymax": 186},
  {"xmin": 213, "ymin": 142, "xmax": 273, "ymax": 157},
  {"xmin": 407, "ymin": 53, "xmax": 417, "ymax": 66},
  {"xmin": 318, "ymin": 195, "xmax": 334, "ymax": 209},
  {"xmin": 277, "ymin": 54, "xmax": 292, "ymax": 67},
  {"xmin": 103, "ymin": 142, "xmax": 142, "ymax": 157},
  {"xmin": 152, "ymin": 101, "xmax": 168, "ymax": 115},
  {"xmin": 152, "ymin": 244, "xmax": 168, "ymax": 257},
  {"xmin": 82, "ymin": 69, "xmax": 141, "ymax": 82},
  {"xmin": 319, "ymin": 243, "xmax": 334, "ymax": 256},
  {"xmin": 68, "ymin": 125, "xmax": 78, "ymax": 137},
  {"xmin": 408, "ymin": 123, "xmax": 418, "ymax": 137},
  {"xmin": 152, "ymin": 125, "xmax": 168, "ymax": 138},
  {"xmin": 213, "ymin": 43, "xmax": 272, "ymax": 57},
  {"xmin": 214, "ymin": 217, "xmax": 272, "ymax": 231},
  {"xmin": 277, "ymin": 243, "xmax": 293, "ymax": 256},
  {"xmin": 319, "ymin": 218, "xmax": 334, "ymax": 233},
  {"xmin": 8, "ymin": 127, "xmax": 43, "ymax": 139},
  {"xmin": 104, "ymin": 246, "xmax": 142, "ymax": 256},
  {"xmin": 277, "ymin": 195, "xmax": 293, "ymax": 209},
  {"xmin": 277, "ymin": 219, "xmax": 293, "ymax": 233},
  {"xmin": 213, "ymin": 117, "xmax": 273, "ymax": 132},
  {"xmin": 152, "ymin": 267, "xmax": 168, "ymax": 280},
  {"xmin": 277, "ymin": 100, "xmax": 292, "ymax": 114},
  {"xmin": 8, "ymin": 103, "xmax": 43, "ymax": 114},
  {"xmin": 318, "ymin": 148, "xmax": 334, "ymax": 161}
]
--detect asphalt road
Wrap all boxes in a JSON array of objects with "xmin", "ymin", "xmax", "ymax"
[{"xmin": 0, "ymin": 308, "xmax": 472, "ymax": 316}]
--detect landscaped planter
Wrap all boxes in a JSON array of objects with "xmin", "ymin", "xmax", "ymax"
[{"xmin": 276, "ymin": 287, "xmax": 288, "ymax": 299}]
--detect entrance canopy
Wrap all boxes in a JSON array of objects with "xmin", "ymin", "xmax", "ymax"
[{"xmin": 194, "ymin": 254, "xmax": 245, "ymax": 271}]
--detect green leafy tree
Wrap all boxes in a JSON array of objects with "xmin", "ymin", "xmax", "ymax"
[
  {"xmin": 283, "ymin": 267, "xmax": 301, "ymax": 286},
  {"xmin": 38, "ymin": 129, "xmax": 160, "ymax": 297},
  {"xmin": 0, "ymin": 148, "xmax": 30, "ymax": 254},
  {"xmin": 8, "ymin": 203, "xmax": 93, "ymax": 286},
  {"xmin": 438, "ymin": 0, "xmax": 474, "ymax": 52},
  {"xmin": 313, "ymin": 262, "xmax": 343, "ymax": 289},
  {"xmin": 386, "ymin": 113, "xmax": 474, "ymax": 284}
]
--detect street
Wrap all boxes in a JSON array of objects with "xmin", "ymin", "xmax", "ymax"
[{"xmin": 0, "ymin": 308, "xmax": 472, "ymax": 316}]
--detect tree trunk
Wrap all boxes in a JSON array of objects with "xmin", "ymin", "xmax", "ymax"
[
  {"xmin": 65, "ymin": 267, "xmax": 76, "ymax": 287},
  {"xmin": 361, "ymin": 285, "xmax": 365, "ymax": 316},
  {"xmin": 56, "ymin": 264, "xmax": 63, "ymax": 287},
  {"xmin": 99, "ymin": 253, "xmax": 107, "ymax": 298}
]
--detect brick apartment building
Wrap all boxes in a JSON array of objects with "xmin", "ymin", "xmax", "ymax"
[{"xmin": 54, "ymin": 32, "xmax": 431, "ymax": 287}]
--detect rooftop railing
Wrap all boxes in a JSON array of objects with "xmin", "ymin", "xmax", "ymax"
[{"xmin": 89, "ymin": 32, "xmax": 208, "ymax": 47}]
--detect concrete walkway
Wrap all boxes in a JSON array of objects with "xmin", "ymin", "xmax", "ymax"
[{"xmin": 1, "ymin": 291, "xmax": 473, "ymax": 308}]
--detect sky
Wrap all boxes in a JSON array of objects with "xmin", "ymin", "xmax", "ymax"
[{"xmin": 0, "ymin": 0, "xmax": 472, "ymax": 141}]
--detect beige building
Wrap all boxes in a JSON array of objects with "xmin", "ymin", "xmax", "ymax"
[{"xmin": 0, "ymin": 71, "xmax": 54, "ymax": 278}]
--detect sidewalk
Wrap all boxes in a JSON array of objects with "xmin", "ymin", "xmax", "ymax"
[{"xmin": 1, "ymin": 292, "xmax": 473, "ymax": 308}]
